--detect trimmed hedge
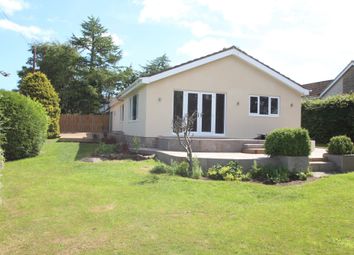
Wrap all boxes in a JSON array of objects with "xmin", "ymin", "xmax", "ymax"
[
  {"xmin": 0, "ymin": 90, "xmax": 48, "ymax": 160},
  {"xmin": 19, "ymin": 72, "xmax": 61, "ymax": 138},
  {"xmin": 265, "ymin": 128, "xmax": 311, "ymax": 156},
  {"xmin": 328, "ymin": 135, "xmax": 354, "ymax": 155},
  {"xmin": 302, "ymin": 94, "xmax": 354, "ymax": 144}
]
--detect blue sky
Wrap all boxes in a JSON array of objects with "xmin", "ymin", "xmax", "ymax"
[{"xmin": 1, "ymin": 0, "xmax": 354, "ymax": 90}]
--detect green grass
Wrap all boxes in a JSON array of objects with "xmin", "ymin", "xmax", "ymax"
[{"xmin": 0, "ymin": 140, "xmax": 353, "ymax": 254}]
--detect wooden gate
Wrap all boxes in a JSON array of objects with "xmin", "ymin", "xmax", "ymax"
[{"xmin": 60, "ymin": 114, "xmax": 110, "ymax": 133}]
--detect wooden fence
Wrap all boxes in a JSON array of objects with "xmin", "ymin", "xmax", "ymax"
[{"xmin": 60, "ymin": 114, "xmax": 110, "ymax": 133}]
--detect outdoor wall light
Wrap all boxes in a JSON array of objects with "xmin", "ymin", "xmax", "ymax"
[
  {"xmin": 290, "ymin": 103, "xmax": 293, "ymax": 107},
  {"xmin": 158, "ymin": 97, "xmax": 162, "ymax": 102},
  {"xmin": 236, "ymin": 101, "xmax": 240, "ymax": 106}
]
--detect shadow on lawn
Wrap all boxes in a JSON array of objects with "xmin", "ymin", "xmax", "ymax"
[{"xmin": 74, "ymin": 142, "xmax": 98, "ymax": 161}]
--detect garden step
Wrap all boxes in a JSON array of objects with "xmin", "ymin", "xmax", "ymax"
[
  {"xmin": 243, "ymin": 143, "xmax": 265, "ymax": 149},
  {"xmin": 309, "ymin": 161, "xmax": 337, "ymax": 172},
  {"xmin": 242, "ymin": 148, "xmax": 266, "ymax": 154},
  {"xmin": 309, "ymin": 157, "xmax": 327, "ymax": 162}
]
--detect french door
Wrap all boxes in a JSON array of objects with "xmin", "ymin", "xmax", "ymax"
[{"xmin": 174, "ymin": 91, "xmax": 225, "ymax": 135}]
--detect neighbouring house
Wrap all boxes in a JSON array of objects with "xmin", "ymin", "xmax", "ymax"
[
  {"xmin": 301, "ymin": 61, "xmax": 354, "ymax": 98},
  {"xmin": 109, "ymin": 46, "xmax": 309, "ymax": 151},
  {"xmin": 301, "ymin": 80, "xmax": 333, "ymax": 98}
]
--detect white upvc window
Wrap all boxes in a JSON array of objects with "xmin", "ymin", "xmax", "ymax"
[
  {"xmin": 129, "ymin": 94, "xmax": 138, "ymax": 120},
  {"xmin": 120, "ymin": 104, "xmax": 124, "ymax": 121},
  {"xmin": 249, "ymin": 95, "xmax": 279, "ymax": 117}
]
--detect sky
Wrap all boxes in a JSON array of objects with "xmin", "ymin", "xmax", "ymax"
[{"xmin": 1, "ymin": 0, "xmax": 354, "ymax": 90}]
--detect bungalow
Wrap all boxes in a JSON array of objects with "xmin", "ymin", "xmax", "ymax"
[{"xmin": 109, "ymin": 46, "xmax": 309, "ymax": 151}]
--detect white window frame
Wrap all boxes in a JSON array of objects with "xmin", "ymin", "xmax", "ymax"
[
  {"xmin": 129, "ymin": 94, "xmax": 138, "ymax": 121},
  {"xmin": 249, "ymin": 95, "xmax": 280, "ymax": 117}
]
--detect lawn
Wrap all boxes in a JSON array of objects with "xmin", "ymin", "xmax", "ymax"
[{"xmin": 0, "ymin": 140, "xmax": 353, "ymax": 254}]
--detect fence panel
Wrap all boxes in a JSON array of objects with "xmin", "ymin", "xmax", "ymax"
[{"xmin": 60, "ymin": 114, "xmax": 109, "ymax": 133}]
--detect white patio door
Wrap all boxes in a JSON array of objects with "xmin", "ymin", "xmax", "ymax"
[{"xmin": 182, "ymin": 91, "xmax": 216, "ymax": 135}]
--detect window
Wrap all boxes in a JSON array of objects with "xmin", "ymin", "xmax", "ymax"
[
  {"xmin": 120, "ymin": 104, "xmax": 124, "ymax": 121},
  {"xmin": 249, "ymin": 96, "xmax": 279, "ymax": 116},
  {"xmin": 215, "ymin": 94, "xmax": 225, "ymax": 134},
  {"xmin": 129, "ymin": 95, "xmax": 138, "ymax": 120},
  {"xmin": 173, "ymin": 91, "xmax": 183, "ymax": 122}
]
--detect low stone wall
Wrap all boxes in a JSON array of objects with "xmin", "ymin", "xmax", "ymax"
[
  {"xmin": 324, "ymin": 154, "xmax": 354, "ymax": 172},
  {"xmin": 155, "ymin": 151, "xmax": 279, "ymax": 171}
]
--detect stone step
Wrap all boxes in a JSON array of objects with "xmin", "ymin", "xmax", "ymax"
[
  {"xmin": 309, "ymin": 157, "xmax": 327, "ymax": 162},
  {"xmin": 309, "ymin": 161, "xmax": 337, "ymax": 172},
  {"xmin": 242, "ymin": 148, "xmax": 266, "ymax": 154},
  {"xmin": 243, "ymin": 143, "xmax": 265, "ymax": 149}
]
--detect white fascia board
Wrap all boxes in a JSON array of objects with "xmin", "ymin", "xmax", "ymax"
[{"xmin": 320, "ymin": 61, "xmax": 354, "ymax": 98}]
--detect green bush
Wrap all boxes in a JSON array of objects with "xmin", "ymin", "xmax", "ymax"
[
  {"xmin": 0, "ymin": 90, "xmax": 48, "ymax": 160},
  {"xmin": 150, "ymin": 164, "xmax": 167, "ymax": 174},
  {"xmin": 94, "ymin": 143, "xmax": 116, "ymax": 155},
  {"xmin": 191, "ymin": 158, "xmax": 202, "ymax": 179},
  {"xmin": 208, "ymin": 161, "xmax": 250, "ymax": 181},
  {"xmin": 327, "ymin": 135, "xmax": 354, "ymax": 155},
  {"xmin": 265, "ymin": 128, "xmax": 311, "ymax": 156},
  {"xmin": 166, "ymin": 160, "xmax": 189, "ymax": 177},
  {"xmin": 302, "ymin": 94, "xmax": 354, "ymax": 143},
  {"xmin": 249, "ymin": 161, "xmax": 311, "ymax": 184},
  {"xmin": 19, "ymin": 72, "xmax": 61, "ymax": 138}
]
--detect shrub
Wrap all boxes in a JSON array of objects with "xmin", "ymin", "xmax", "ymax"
[
  {"xmin": 302, "ymin": 94, "xmax": 354, "ymax": 143},
  {"xmin": 191, "ymin": 158, "xmax": 202, "ymax": 179},
  {"xmin": 0, "ymin": 90, "xmax": 48, "ymax": 160},
  {"xmin": 0, "ymin": 147, "xmax": 4, "ymax": 169},
  {"xmin": 265, "ymin": 128, "xmax": 311, "ymax": 156},
  {"xmin": 166, "ymin": 160, "xmax": 189, "ymax": 177},
  {"xmin": 19, "ymin": 72, "xmax": 61, "ymax": 138},
  {"xmin": 150, "ymin": 164, "xmax": 167, "ymax": 174},
  {"xmin": 208, "ymin": 161, "xmax": 250, "ymax": 181},
  {"xmin": 94, "ymin": 143, "xmax": 116, "ymax": 155},
  {"xmin": 249, "ymin": 161, "xmax": 311, "ymax": 184},
  {"xmin": 327, "ymin": 135, "xmax": 354, "ymax": 155},
  {"xmin": 131, "ymin": 136, "xmax": 141, "ymax": 153}
]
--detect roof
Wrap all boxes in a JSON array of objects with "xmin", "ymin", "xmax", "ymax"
[
  {"xmin": 320, "ymin": 61, "xmax": 354, "ymax": 98},
  {"xmin": 113, "ymin": 46, "xmax": 309, "ymax": 104},
  {"xmin": 301, "ymin": 80, "xmax": 333, "ymax": 97}
]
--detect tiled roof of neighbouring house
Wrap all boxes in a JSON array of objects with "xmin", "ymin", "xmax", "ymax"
[{"xmin": 301, "ymin": 80, "xmax": 333, "ymax": 97}]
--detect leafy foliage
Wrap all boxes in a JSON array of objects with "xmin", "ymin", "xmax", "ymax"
[
  {"xmin": 208, "ymin": 161, "xmax": 250, "ymax": 181},
  {"xmin": 327, "ymin": 135, "xmax": 354, "ymax": 155},
  {"xmin": 94, "ymin": 143, "xmax": 117, "ymax": 155},
  {"xmin": 18, "ymin": 43, "xmax": 81, "ymax": 113},
  {"xmin": 150, "ymin": 164, "xmax": 167, "ymax": 174},
  {"xmin": 249, "ymin": 161, "xmax": 312, "ymax": 184},
  {"xmin": 265, "ymin": 128, "xmax": 311, "ymax": 156},
  {"xmin": 302, "ymin": 94, "xmax": 354, "ymax": 143},
  {"xmin": 140, "ymin": 54, "xmax": 170, "ymax": 77},
  {"xmin": 19, "ymin": 72, "xmax": 61, "ymax": 138},
  {"xmin": 0, "ymin": 90, "xmax": 48, "ymax": 160}
]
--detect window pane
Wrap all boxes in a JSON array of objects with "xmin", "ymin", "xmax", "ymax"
[
  {"xmin": 121, "ymin": 105, "xmax": 124, "ymax": 121},
  {"xmin": 132, "ymin": 95, "xmax": 137, "ymax": 120},
  {"xmin": 250, "ymin": 96, "xmax": 258, "ymax": 114},
  {"xmin": 216, "ymin": 94, "xmax": 225, "ymax": 134},
  {"xmin": 173, "ymin": 91, "xmax": 183, "ymax": 123},
  {"xmin": 259, "ymin": 96, "xmax": 269, "ymax": 115},
  {"xmin": 188, "ymin": 93, "xmax": 198, "ymax": 131},
  {"xmin": 202, "ymin": 94, "xmax": 212, "ymax": 132},
  {"xmin": 271, "ymin": 98, "xmax": 278, "ymax": 114}
]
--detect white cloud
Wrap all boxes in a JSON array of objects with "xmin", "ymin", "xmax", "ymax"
[
  {"xmin": 0, "ymin": 19, "xmax": 53, "ymax": 40},
  {"xmin": 135, "ymin": 0, "xmax": 354, "ymax": 83},
  {"xmin": 0, "ymin": 0, "xmax": 28, "ymax": 15},
  {"xmin": 103, "ymin": 32, "xmax": 123, "ymax": 46},
  {"xmin": 177, "ymin": 37, "xmax": 232, "ymax": 58}
]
